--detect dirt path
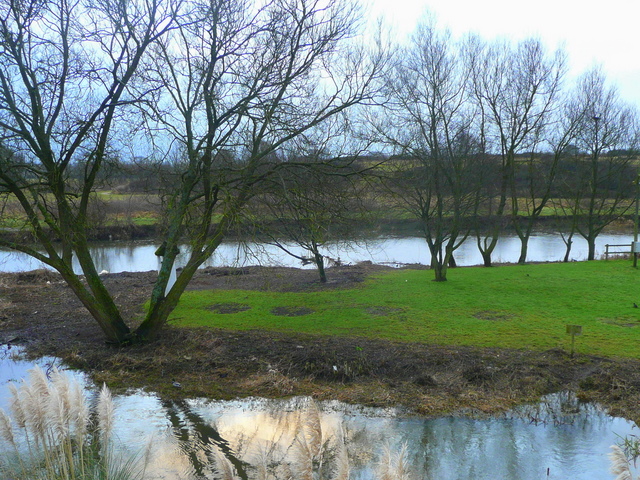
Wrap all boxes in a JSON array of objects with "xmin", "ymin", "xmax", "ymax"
[{"xmin": 1, "ymin": 265, "xmax": 640, "ymax": 422}]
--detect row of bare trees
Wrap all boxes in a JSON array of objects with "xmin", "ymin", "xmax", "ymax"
[
  {"xmin": 0, "ymin": 1, "xmax": 637, "ymax": 343},
  {"xmin": 373, "ymin": 18, "xmax": 638, "ymax": 281}
]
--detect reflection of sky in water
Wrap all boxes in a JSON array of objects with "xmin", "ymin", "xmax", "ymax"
[
  {"xmin": 0, "ymin": 233, "xmax": 634, "ymax": 273},
  {"xmin": 0, "ymin": 345, "xmax": 71, "ymax": 411},
  {"xmin": 109, "ymin": 394, "xmax": 639, "ymax": 480},
  {"xmin": 0, "ymin": 350, "xmax": 637, "ymax": 480}
]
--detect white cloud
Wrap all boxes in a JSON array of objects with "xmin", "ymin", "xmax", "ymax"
[{"xmin": 368, "ymin": 0, "xmax": 640, "ymax": 106}]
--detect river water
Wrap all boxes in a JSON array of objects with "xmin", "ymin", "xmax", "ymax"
[
  {"xmin": 0, "ymin": 346, "xmax": 636, "ymax": 480},
  {"xmin": 0, "ymin": 232, "xmax": 634, "ymax": 273}
]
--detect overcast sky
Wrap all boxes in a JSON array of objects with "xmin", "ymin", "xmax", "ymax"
[{"xmin": 369, "ymin": 0, "xmax": 640, "ymax": 107}]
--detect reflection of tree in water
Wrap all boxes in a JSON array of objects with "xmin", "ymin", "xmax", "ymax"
[
  {"xmin": 161, "ymin": 397, "xmax": 412, "ymax": 480},
  {"xmin": 159, "ymin": 393, "xmax": 624, "ymax": 479},
  {"xmin": 353, "ymin": 391, "xmax": 621, "ymax": 480},
  {"xmin": 161, "ymin": 398, "xmax": 248, "ymax": 479},
  {"xmin": 509, "ymin": 391, "xmax": 609, "ymax": 427}
]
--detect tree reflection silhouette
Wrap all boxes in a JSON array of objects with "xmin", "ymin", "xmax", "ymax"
[{"xmin": 161, "ymin": 398, "xmax": 249, "ymax": 479}]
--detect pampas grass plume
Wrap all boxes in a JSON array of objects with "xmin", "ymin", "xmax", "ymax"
[
  {"xmin": 0, "ymin": 409, "xmax": 15, "ymax": 447},
  {"xmin": 376, "ymin": 442, "xmax": 413, "ymax": 480},
  {"xmin": 49, "ymin": 385, "xmax": 70, "ymax": 441},
  {"xmin": 377, "ymin": 444, "xmax": 394, "ymax": 480},
  {"xmin": 8, "ymin": 383, "xmax": 26, "ymax": 430},
  {"xmin": 331, "ymin": 429, "xmax": 350, "ymax": 480},
  {"xmin": 304, "ymin": 400, "xmax": 323, "ymax": 460},
  {"xmin": 28, "ymin": 365, "xmax": 50, "ymax": 400},
  {"xmin": 394, "ymin": 443, "xmax": 411, "ymax": 480},
  {"xmin": 51, "ymin": 367, "xmax": 71, "ymax": 412},
  {"xmin": 98, "ymin": 382, "xmax": 115, "ymax": 444},
  {"xmin": 23, "ymin": 367, "xmax": 50, "ymax": 441},
  {"xmin": 70, "ymin": 379, "xmax": 89, "ymax": 445},
  {"xmin": 251, "ymin": 446, "xmax": 272, "ymax": 480},
  {"xmin": 610, "ymin": 445, "xmax": 634, "ymax": 480},
  {"xmin": 292, "ymin": 432, "xmax": 314, "ymax": 480}
]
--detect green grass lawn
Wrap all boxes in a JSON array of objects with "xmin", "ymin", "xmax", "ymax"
[{"xmin": 169, "ymin": 260, "xmax": 640, "ymax": 358}]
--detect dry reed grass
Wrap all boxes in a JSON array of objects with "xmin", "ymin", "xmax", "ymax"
[
  {"xmin": 240, "ymin": 370, "xmax": 298, "ymax": 395},
  {"xmin": 376, "ymin": 443, "xmax": 413, "ymax": 480},
  {"xmin": 610, "ymin": 444, "xmax": 640, "ymax": 480},
  {"xmin": 0, "ymin": 366, "xmax": 149, "ymax": 480}
]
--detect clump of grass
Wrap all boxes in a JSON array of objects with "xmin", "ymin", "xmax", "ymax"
[{"xmin": 0, "ymin": 366, "xmax": 149, "ymax": 480}]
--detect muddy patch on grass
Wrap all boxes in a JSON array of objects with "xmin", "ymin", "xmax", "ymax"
[
  {"xmin": 270, "ymin": 306, "xmax": 314, "ymax": 316},
  {"xmin": 599, "ymin": 316, "xmax": 640, "ymax": 327},
  {"xmin": 473, "ymin": 310, "xmax": 515, "ymax": 322},
  {"xmin": 365, "ymin": 306, "xmax": 404, "ymax": 316},
  {"xmin": 206, "ymin": 303, "xmax": 251, "ymax": 314}
]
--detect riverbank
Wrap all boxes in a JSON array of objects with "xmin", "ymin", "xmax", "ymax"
[
  {"xmin": 0, "ymin": 215, "xmax": 635, "ymax": 244},
  {"xmin": 1, "ymin": 264, "xmax": 640, "ymax": 424}
]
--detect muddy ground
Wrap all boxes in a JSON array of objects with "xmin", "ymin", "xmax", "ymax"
[{"xmin": 1, "ymin": 264, "xmax": 640, "ymax": 423}]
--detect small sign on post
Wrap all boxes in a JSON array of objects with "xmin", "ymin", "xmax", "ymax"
[{"xmin": 566, "ymin": 325, "xmax": 582, "ymax": 357}]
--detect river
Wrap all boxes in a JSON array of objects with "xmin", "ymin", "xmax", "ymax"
[
  {"xmin": 0, "ymin": 346, "xmax": 635, "ymax": 480},
  {"xmin": 0, "ymin": 232, "xmax": 634, "ymax": 273},
  {"xmin": 1, "ymin": 234, "xmax": 637, "ymax": 479}
]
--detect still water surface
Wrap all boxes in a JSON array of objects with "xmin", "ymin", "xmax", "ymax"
[
  {"xmin": 0, "ymin": 233, "xmax": 634, "ymax": 273},
  {"xmin": 0, "ymin": 346, "xmax": 636, "ymax": 480}
]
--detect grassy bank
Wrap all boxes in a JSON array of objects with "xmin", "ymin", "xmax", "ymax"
[{"xmin": 170, "ymin": 260, "xmax": 640, "ymax": 358}]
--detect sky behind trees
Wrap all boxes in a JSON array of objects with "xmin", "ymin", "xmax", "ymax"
[{"xmin": 369, "ymin": 0, "xmax": 640, "ymax": 107}]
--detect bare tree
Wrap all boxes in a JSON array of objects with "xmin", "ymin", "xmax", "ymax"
[
  {"xmin": 128, "ymin": 0, "xmax": 385, "ymax": 340},
  {"xmin": 242, "ymin": 117, "xmax": 377, "ymax": 283},
  {"xmin": 374, "ymin": 19, "xmax": 483, "ymax": 281},
  {"xmin": 257, "ymin": 157, "xmax": 371, "ymax": 283},
  {"xmin": 467, "ymin": 36, "xmax": 565, "ymax": 266},
  {"xmin": 0, "ymin": 0, "xmax": 179, "ymax": 343},
  {"xmin": 510, "ymin": 93, "xmax": 583, "ymax": 264},
  {"xmin": 555, "ymin": 69, "xmax": 639, "ymax": 261},
  {"xmin": 0, "ymin": 0, "xmax": 384, "ymax": 343},
  {"xmin": 547, "ymin": 95, "xmax": 593, "ymax": 262}
]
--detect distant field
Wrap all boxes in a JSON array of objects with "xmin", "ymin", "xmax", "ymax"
[
  {"xmin": 169, "ymin": 260, "xmax": 640, "ymax": 358},
  {"xmin": 0, "ymin": 192, "xmax": 162, "ymax": 229},
  {"xmin": 1, "ymin": 190, "xmax": 634, "ymax": 230}
]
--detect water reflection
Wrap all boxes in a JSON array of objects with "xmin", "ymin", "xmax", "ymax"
[
  {"xmin": 1, "ymin": 347, "xmax": 637, "ymax": 480},
  {"xmin": 161, "ymin": 398, "xmax": 248, "ymax": 479},
  {"xmin": 109, "ymin": 392, "xmax": 636, "ymax": 480},
  {"xmin": 0, "ymin": 344, "xmax": 65, "ymax": 410},
  {"xmin": 0, "ymin": 233, "xmax": 634, "ymax": 273}
]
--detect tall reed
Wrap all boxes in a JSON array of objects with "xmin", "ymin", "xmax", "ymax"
[{"xmin": 0, "ymin": 365, "xmax": 149, "ymax": 480}]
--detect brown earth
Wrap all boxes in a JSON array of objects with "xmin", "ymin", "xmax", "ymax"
[{"xmin": 1, "ymin": 264, "xmax": 640, "ymax": 423}]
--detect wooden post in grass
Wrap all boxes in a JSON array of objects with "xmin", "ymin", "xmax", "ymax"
[{"xmin": 566, "ymin": 325, "xmax": 582, "ymax": 357}]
